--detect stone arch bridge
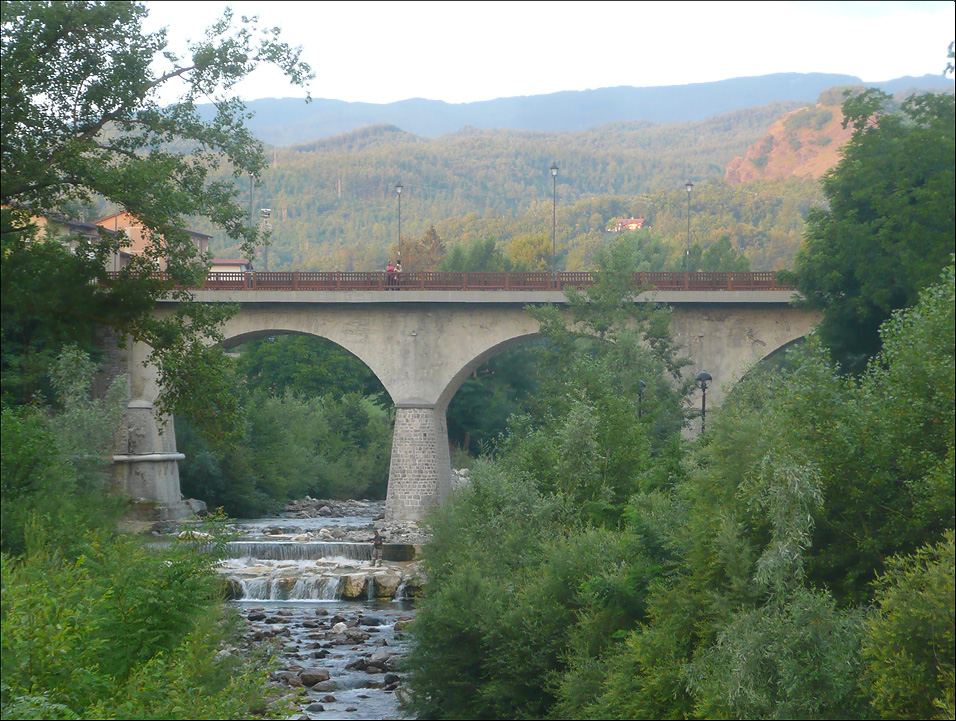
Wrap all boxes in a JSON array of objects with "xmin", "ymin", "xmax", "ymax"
[{"xmin": 112, "ymin": 274, "xmax": 819, "ymax": 522}]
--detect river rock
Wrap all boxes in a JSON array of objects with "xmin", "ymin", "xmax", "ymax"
[
  {"xmin": 369, "ymin": 650, "xmax": 391, "ymax": 666},
  {"xmin": 298, "ymin": 668, "xmax": 330, "ymax": 686},
  {"xmin": 222, "ymin": 577, "xmax": 243, "ymax": 600},
  {"xmin": 373, "ymin": 571, "xmax": 402, "ymax": 599},
  {"xmin": 341, "ymin": 573, "xmax": 368, "ymax": 599},
  {"xmin": 331, "ymin": 622, "xmax": 348, "ymax": 634},
  {"xmin": 345, "ymin": 628, "xmax": 370, "ymax": 642}
]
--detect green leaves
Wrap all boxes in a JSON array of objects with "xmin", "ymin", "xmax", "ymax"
[
  {"xmin": 1, "ymin": 529, "xmax": 282, "ymax": 720},
  {"xmin": 1, "ymin": 2, "xmax": 313, "ymax": 438},
  {"xmin": 795, "ymin": 82, "xmax": 955, "ymax": 372},
  {"xmin": 863, "ymin": 530, "xmax": 956, "ymax": 719}
]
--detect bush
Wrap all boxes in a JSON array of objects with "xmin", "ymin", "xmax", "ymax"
[
  {"xmin": 0, "ymin": 528, "xmax": 284, "ymax": 719},
  {"xmin": 178, "ymin": 391, "xmax": 392, "ymax": 515},
  {"xmin": 863, "ymin": 531, "xmax": 955, "ymax": 719}
]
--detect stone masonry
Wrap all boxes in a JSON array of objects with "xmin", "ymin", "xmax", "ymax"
[{"xmin": 385, "ymin": 407, "xmax": 452, "ymax": 522}]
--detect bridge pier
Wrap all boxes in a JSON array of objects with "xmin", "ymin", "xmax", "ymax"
[
  {"xmin": 385, "ymin": 406, "xmax": 453, "ymax": 523},
  {"xmin": 108, "ymin": 338, "xmax": 194, "ymax": 520}
]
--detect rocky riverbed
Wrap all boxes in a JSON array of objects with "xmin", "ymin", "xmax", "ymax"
[
  {"xmin": 231, "ymin": 498, "xmax": 431, "ymax": 546},
  {"xmin": 237, "ymin": 601, "xmax": 415, "ymax": 720},
  {"xmin": 211, "ymin": 498, "xmax": 428, "ymax": 719}
]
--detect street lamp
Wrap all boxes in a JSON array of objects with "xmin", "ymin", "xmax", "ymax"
[
  {"xmin": 685, "ymin": 181, "xmax": 694, "ymax": 273},
  {"xmin": 395, "ymin": 183, "xmax": 403, "ymax": 261},
  {"xmin": 695, "ymin": 371, "xmax": 712, "ymax": 434},
  {"xmin": 637, "ymin": 380, "xmax": 647, "ymax": 419},
  {"xmin": 551, "ymin": 163, "xmax": 559, "ymax": 275}
]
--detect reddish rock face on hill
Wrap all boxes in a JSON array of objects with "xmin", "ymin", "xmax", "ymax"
[{"xmin": 725, "ymin": 103, "xmax": 854, "ymax": 184}]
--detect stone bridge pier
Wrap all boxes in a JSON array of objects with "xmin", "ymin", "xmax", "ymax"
[{"xmin": 116, "ymin": 290, "xmax": 819, "ymax": 522}]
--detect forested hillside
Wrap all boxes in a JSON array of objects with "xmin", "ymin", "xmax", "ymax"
[{"xmin": 202, "ymin": 100, "xmax": 823, "ymax": 271}]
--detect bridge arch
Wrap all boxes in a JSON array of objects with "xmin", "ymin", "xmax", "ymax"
[{"xmin": 117, "ymin": 290, "xmax": 820, "ymax": 521}]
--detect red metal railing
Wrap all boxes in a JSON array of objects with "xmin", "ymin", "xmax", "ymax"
[{"xmin": 117, "ymin": 271, "xmax": 793, "ymax": 292}]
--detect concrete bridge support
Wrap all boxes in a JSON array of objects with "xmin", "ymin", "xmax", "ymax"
[{"xmin": 121, "ymin": 290, "xmax": 819, "ymax": 521}]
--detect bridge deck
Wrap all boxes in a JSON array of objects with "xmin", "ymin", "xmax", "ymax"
[{"xmin": 130, "ymin": 270, "xmax": 792, "ymax": 293}]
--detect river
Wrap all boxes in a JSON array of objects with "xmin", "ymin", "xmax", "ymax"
[{"xmin": 213, "ymin": 500, "xmax": 422, "ymax": 720}]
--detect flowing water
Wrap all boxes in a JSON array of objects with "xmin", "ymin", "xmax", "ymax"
[{"xmin": 216, "ymin": 503, "xmax": 419, "ymax": 720}]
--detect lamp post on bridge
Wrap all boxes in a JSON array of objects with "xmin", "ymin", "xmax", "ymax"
[
  {"xmin": 551, "ymin": 163, "xmax": 559, "ymax": 277},
  {"xmin": 395, "ymin": 182, "xmax": 403, "ymax": 262},
  {"xmin": 695, "ymin": 371, "xmax": 712, "ymax": 434},
  {"xmin": 684, "ymin": 180, "xmax": 694, "ymax": 273}
]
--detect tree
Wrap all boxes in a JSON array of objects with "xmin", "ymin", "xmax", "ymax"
[
  {"xmin": 793, "ymin": 57, "xmax": 955, "ymax": 372},
  {"xmin": 1, "ymin": 1, "xmax": 312, "ymax": 440},
  {"xmin": 439, "ymin": 237, "xmax": 514, "ymax": 272},
  {"xmin": 391, "ymin": 224, "xmax": 445, "ymax": 271}
]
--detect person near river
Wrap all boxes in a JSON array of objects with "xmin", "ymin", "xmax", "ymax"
[{"xmin": 372, "ymin": 530, "xmax": 384, "ymax": 565}]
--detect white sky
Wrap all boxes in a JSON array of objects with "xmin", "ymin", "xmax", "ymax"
[{"xmin": 143, "ymin": 1, "xmax": 954, "ymax": 104}]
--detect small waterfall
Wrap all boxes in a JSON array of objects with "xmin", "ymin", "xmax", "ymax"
[
  {"xmin": 222, "ymin": 541, "xmax": 371, "ymax": 562},
  {"xmin": 367, "ymin": 574, "xmax": 376, "ymax": 602},
  {"xmin": 236, "ymin": 575, "xmax": 342, "ymax": 601},
  {"xmin": 393, "ymin": 578, "xmax": 408, "ymax": 601}
]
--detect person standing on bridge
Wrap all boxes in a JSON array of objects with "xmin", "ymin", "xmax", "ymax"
[
  {"xmin": 394, "ymin": 260, "xmax": 403, "ymax": 288},
  {"xmin": 372, "ymin": 530, "xmax": 384, "ymax": 565},
  {"xmin": 386, "ymin": 260, "xmax": 397, "ymax": 288}
]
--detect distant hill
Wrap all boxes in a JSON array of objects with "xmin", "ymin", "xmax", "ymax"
[
  {"xmin": 725, "ymin": 102, "xmax": 854, "ymax": 184},
  {"xmin": 196, "ymin": 100, "xmax": 819, "ymax": 271},
  {"xmin": 204, "ymin": 73, "xmax": 954, "ymax": 146}
]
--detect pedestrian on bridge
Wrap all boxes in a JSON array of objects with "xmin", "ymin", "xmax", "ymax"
[{"xmin": 386, "ymin": 260, "xmax": 397, "ymax": 288}]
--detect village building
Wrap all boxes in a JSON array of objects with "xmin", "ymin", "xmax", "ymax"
[
  {"xmin": 209, "ymin": 258, "xmax": 254, "ymax": 273},
  {"xmin": 611, "ymin": 216, "xmax": 646, "ymax": 232},
  {"xmin": 94, "ymin": 211, "xmax": 212, "ymax": 272}
]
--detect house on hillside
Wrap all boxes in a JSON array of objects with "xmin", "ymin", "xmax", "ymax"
[{"xmin": 610, "ymin": 217, "xmax": 646, "ymax": 232}]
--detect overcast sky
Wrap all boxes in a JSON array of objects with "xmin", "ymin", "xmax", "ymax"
[{"xmin": 142, "ymin": 1, "xmax": 954, "ymax": 105}]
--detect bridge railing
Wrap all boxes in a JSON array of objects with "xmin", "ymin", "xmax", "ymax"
[{"xmin": 114, "ymin": 271, "xmax": 793, "ymax": 292}]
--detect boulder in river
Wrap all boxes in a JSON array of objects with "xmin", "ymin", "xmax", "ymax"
[
  {"xmin": 298, "ymin": 668, "xmax": 331, "ymax": 686},
  {"xmin": 341, "ymin": 573, "xmax": 368, "ymax": 600}
]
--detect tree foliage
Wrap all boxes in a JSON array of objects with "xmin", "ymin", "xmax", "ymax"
[
  {"xmin": 794, "ymin": 81, "xmax": 955, "ymax": 372},
  {"xmin": 407, "ymin": 254, "xmax": 955, "ymax": 719},
  {"xmin": 1, "ymin": 1, "xmax": 312, "ymax": 440},
  {"xmin": 202, "ymin": 104, "xmax": 822, "ymax": 273},
  {"xmin": 406, "ymin": 239, "xmax": 691, "ymax": 717}
]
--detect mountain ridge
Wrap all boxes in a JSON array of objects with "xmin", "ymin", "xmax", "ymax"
[{"xmin": 206, "ymin": 72, "xmax": 954, "ymax": 146}]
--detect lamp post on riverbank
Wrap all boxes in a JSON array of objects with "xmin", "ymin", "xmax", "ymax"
[{"xmin": 695, "ymin": 371, "xmax": 712, "ymax": 434}]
